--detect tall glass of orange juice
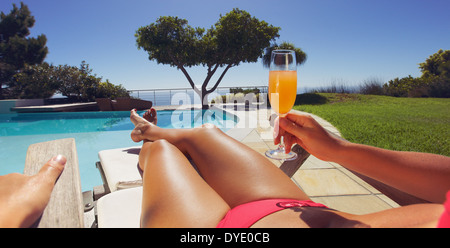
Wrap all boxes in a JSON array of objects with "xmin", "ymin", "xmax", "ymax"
[{"xmin": 266, "ymin": 50, "xmax": 298, "ymax": 161}]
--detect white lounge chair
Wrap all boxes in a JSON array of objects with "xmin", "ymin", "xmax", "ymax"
[
  {"xmin": 97, "ymin": 186, "xmax": 142, "ymax": 228},
  {"xmin": 97, "ymin": 146, "xmax": 142, "ymax": 192},
  {"xmin": 95, "ymin": 146, "xmax": 144, "ymax": 228}
]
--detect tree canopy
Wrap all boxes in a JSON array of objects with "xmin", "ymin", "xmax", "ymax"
[
  {"xmin": 419, "ymin": 49, "xmax": 450, "ymax": 80},
  {"xmin": 262, "ymin": 42, "xmax": 307, "ymax": 68},
  {"xmin": 0, "ymin": 3, "xmax": 128, "ymax": 101},
  {"xmin": 0, "ymin": 2, "xmax": 48, "ymax": 98},
  {"xmin": 383, "ymin": 49, "xmax": 450, "ymax": 98},
  {"xmin": 11, "ymin": 61, "xmax": 129, "ymax": 101},
  {"xmin": 136, "ymin": 8, "xmax": 285, "ymax": 108}
]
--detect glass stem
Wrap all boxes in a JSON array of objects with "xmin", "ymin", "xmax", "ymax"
[{"xmin": 279, "ymin": 136, "xmax": 286, "ymax": 152}]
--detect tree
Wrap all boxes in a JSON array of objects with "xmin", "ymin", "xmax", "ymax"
[
  {"xmin": 56, "ymin": 61, "xmax": 103, "ymax": 102},
  {"xmin": 135, "ymin": 8, "xmax": 280, "ymax": 109},
  {"xmin": 262, "ymin": 41, "xmax": 307, "ymax": 68},
  {"xmin": 419, "ymin": 49, "xmax": 450, "ymax": 98},
  {"xmin": 382, "ymin": 50, "xmax": 450, "ymax": 98},
  {"xmin": 419, "ymin": 49, "xmax": 450, "ymax": 81},
  {"xmin": 96, "ymin": 80, "xmax": 129, "ymax": 99},
  {"xmin": 9, "ymin": 62, "xmax": 59, "ymax": 99},
  {"xmin": 383, "ymin": 75, "xmax": 422, "ymax": 97},
  {"xmin": 56, "ymin": 61, "xmax": 129, "ymax": 101},
  {"xmin": 0, "ymin": 2, "xmax": 48, "ymax": 99},
  {"xmin": 8, "ymin": 59, "xmax": 130, "ymax": 101}
]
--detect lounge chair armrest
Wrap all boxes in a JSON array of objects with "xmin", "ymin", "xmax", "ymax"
[{"xmin": 24, "ymin": 138, "xmax": 84, "ymax": 228}]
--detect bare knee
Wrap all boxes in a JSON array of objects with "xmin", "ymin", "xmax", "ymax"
[
  {"xmin": 195, "ymin": 123, "xmax": 224, "ymax": 136},
  {"xmin": 139, "ymin": 140, "xmax": 173, "ymax": 170},
  {"xmin": 141, "ymin": 139, "xmax": 172, "ymax": 152},
  {"xmin": 199, "ymin": 123, "xmax": 218, "ymax": 129}
]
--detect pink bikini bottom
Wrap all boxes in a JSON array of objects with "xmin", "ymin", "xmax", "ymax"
[{"xmin": 216, "ymin": 198, "xmax": 328, "ymax": 228}]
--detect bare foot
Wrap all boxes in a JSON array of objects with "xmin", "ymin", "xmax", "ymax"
[
  {"xmin": 130, "ymin": 108, "xmax": 160, "ymax": 142},
  {"xmin": 143, "ymin": 108, "xmax": 157, "ymax": 125},
  {"xmin": 0, "ymin": 155, "xmax": 66, "ymax": 227}
]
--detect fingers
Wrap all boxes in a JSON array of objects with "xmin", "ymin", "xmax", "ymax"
[
  {"xmin": 285, "ymin": 111, "xmax": 310, "ymax": 126},
  {"xmin": 273, "ymin": 112, "xmax": 318, "ymax": 154},
  {"xmin": 273, "ymin": 117, "xmax": 296, "ymax": 154},
  {"xmin": 283, "ymin": 133, "xmax": 294, "ymax": 153},
  {"xmin": 273, "ymin": 117, "xmax": 289, "ymax": 145},
  {"xmin": 38, "ymin": 155, "xmax": 67, "ymax": 182},
  {"xmin": 273, "ymin": 117, "xmax": 280, "ymax": 144},
  {"xmin": 279, "ymin": 117, "xmax": 304, "ymax": 140},
  {"xmin": 276, "ymin": 113, "xmax": 316, "ymax": 153}
]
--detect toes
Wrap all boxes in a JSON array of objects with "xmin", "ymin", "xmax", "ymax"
[
  {"xmin": 150, "ymin": 108, "xmax": 157, "ymax": 124},
  {"xmin": 143, "ymin": 108, "xmax": 157, "ymax": 124},
  {"xmin": 143, "ymin": 109, "xmax": 150, "ymax": 119},
  {"xmin": 150, "ymin": 108, "xmax": 157, "ymax": 117},
  {"xmin": 130, "ymin": 109, "xmax": 140, "ymax": 125}
]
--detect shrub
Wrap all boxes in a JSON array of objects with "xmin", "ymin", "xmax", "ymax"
[
  {"xmin": 383, "ymin": 74, "xmax": 449, "ymax": 98},
  {"xmin": 383, "ymin": 76, "xmax": 423, "ymax": 97},
  {"xmin": 359, "ymin": 78, "xmax": 385, "ymax": 95},
  {"xmin": 295, "ymin": 93, "xmax": 328, "ymax": 105},
  {"xmin": 309, "ymin": 81, "xmax": 356, "ymax": 94},
  {"xmin": 229, "ymin": 87, "xmax": 261, "ymax": 94},
  {"xmin": 95, "ymin": 80, "xmax": 129, "ymax": 99},
  {"xmin": 426, "ymin": 77, "xmax": 450, "ymax": 98}
]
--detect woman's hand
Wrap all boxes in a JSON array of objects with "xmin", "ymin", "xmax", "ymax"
[{"xmin": 274, "ymin": 111, "xmax": 345, "ymax": 162}]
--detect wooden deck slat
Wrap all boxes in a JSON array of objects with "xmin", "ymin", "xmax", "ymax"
[{"xmin": 24, "ymin": 138, "xmax": 84, "ymax": 228}]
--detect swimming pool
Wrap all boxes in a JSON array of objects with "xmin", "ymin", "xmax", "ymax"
[{"xmin": 0, "ymin": 109, "xmax": 237, "ymax": 191}]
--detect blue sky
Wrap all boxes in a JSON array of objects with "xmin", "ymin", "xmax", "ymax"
[{"xmin": 1, "ymin": 0, "xmax": 449, "ymax": 92}]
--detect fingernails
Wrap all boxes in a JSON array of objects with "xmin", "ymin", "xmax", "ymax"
[
  {"xmin": 273, "ymin": 117, "xmax": 280, "ymax": 139},
  {"xmin": 52, "ymin": 155, "xmax": 67, "ymax": 165}
]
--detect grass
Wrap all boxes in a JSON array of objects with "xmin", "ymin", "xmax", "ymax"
[{"xmin": 293, "ymin": 93, "xmax": 450, "ymax": 156}]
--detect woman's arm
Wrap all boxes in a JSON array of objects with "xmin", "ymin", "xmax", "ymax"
[
  {"xmin": 277, "ymin": 111, "xmax": 450, "ymax": 203},
  {"xmin": 335, "ymin": 141, "xmax": 450, "ymax": 203}
]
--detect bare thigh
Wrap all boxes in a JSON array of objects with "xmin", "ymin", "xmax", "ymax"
[
  {"xmin": 139, "ymin": 140, "xmax": 230, "ymax": 227},
  {"xmin": 182, "ymin": 127, "xmax": 310, "ymax": 208}
]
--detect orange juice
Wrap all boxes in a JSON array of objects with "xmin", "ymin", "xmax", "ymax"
[{"xmin": 269, "ymin": 70, "xmax": 297, "ymax": 115}]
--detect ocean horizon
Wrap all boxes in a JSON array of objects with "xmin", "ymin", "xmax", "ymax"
[{"xmin": 129, "ymin": 86, "xmax": 309, "ymax": 106}]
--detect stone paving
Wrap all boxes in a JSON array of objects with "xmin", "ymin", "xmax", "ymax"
[{"xmin": 229, "ymin": 107, "xmax": 400, "ymax": 215}]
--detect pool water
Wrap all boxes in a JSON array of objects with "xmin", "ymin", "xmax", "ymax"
[{"xmin": 0, "ymin": 110, "xmax": 237, "ymax": 191}]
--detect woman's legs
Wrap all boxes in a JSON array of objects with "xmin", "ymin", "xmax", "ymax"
[
  {"xmin": 175, "ymin": 126, "xmax": 310, "ymax": 207},
  {"xmin": 133, "ymin": 110, "xmax": 229, "ymax": 227},
  {"xmin": 132, "ymin": 109, "xmax": 310, "ymax": 210},
  {"xmin": 139, "ymin": 140, "xmax": 230, "ymax": 227}
]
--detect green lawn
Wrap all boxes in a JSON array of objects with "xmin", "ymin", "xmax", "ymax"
[{"xmin": 293, "ymin": 93, "xmax": 450, "ymax": 156}]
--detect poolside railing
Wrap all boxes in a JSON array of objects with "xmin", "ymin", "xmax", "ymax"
[{"xmin": 128, "ymin": 86, "xmax": 268, "ymax": 106}]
